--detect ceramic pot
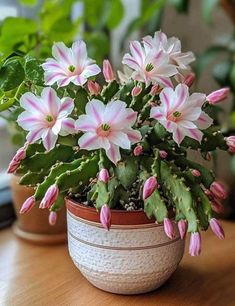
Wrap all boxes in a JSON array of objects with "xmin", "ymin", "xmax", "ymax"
[
  {"xmin": 10, "ymin": 175, "xmax": 67, "ymax": 244},
  {"xmin": 66, "ymin": 198, "xmax": 185, "ymax": 295}
]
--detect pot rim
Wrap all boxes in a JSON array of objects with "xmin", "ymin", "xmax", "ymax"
[{"xmin": 65, "ymin": 197, "xmax": 157, "ymax": 226}]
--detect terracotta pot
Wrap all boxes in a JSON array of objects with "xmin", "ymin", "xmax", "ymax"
[
  {"xmin": 66, "ymin": 198, "xmax": 185, "ymax": 295},
  {"xmin": 10, "ymin": 175, "xmax": 67, "ymax": 244}
]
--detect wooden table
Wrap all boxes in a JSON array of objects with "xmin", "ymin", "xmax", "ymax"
[{"xmin": 1, "ymin": 220, "xmax": 235, "ymax": 306}]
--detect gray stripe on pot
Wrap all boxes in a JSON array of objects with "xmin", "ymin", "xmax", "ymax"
[{"xmin": 68, "ymin": 231, "xmax": 181, "ymax": 251}]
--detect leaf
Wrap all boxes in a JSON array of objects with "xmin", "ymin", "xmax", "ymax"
[
  {"xmin": 144, "ymin": 190, "xmax": 167, "ymax": 223},
  {"xmin": 115, "ymin": 157, "xmax": 138, "ymax": 189},
  {"xmin": 25, "ymin": 57, "xmax": 44, "ymax": 86},
  {"xmin": 0, "ymin": 59, "xmax": 25, "ymax": 92},
  {"xmin": 201, "ymin": 0, "xmax": 219, "ymax": 24},
  {"xmin": 19, "ymin": 0, "xmax": 38, "ymax": 6},
  {"xmin": 106, "ymin": 0, "xmax": 124, "ymax": 29},
  {"xmin": 169, "ymin": 0, "xmax": 189, "ymax": 13}
]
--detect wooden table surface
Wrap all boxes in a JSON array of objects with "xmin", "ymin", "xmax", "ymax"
[{"xmin": 1, "ymin": 220, "xmax": 235, "ymax": 306}]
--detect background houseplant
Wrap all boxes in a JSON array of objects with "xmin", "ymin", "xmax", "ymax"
[{"xmin": 5, "ymin": 30, "xmax": 233, "ymax": 293}]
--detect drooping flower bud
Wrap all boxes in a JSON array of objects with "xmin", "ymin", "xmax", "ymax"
[
  {"xmin": 183, "ymin": 72, "xmax": 195, "ymax": 88},
  {"xmin": 49, "ymin": 211, "xmax": 57, "ymax": 226},
  {"xmin": 210, "ymin": 181, "xmax": 227, "ymax": 200},
  {"xmin": 207, "ymin": 87, "xmax": 230, "ymax": 104},
  {"xmin": 131, "ymin": 86, "xmax": 142, "ymax": 97},
  {"xmin": 189, "ymin": 232, "xmax": 201, "ymax": 256},
  {"xmin": 159, "ymin": 150, "xmax": 168, "ymax": 159},
  {"xmin": 143, "ymin": 176, "xmax": 158, "ymax": 200},
  {"xmin": 7, "ymin": 159, "xmax": 20, "ymax": 173},
  {"xmin": 40, "ymin": 184, "xmax": 59, "ymax": 209},
  {"xmin": 178, "ymin": 220, "xmax": 187, "ymax": 240},
  {"xmin": 226, "ymin": 136, "xmax": 235, "ymax": 153},
  {"xmin": 7, "ymin": 143, "xmax": 28, "ymax": 173},
  {"xmin": 163, "ymin": 218, "xmax": 175, "ymax": 239},
  {"xmin": 98, "ymin": 168, "xmax": 110, "ymax": 183},
  {"xmin": 103, "ymin": 59, "xmax": 115, "ymax": 82},
  {"xmin": 209, "ymin": 218, "xmax": 225, "ymax": 239},
  {"xmin": 20, "ymin": 196, "xmax": 36, "ymax": 214},
  {"xmin": 191, "ymin": 169, "xmax": 201, "ymax": 177},
  {"xmin": 211, "ymin": 198, "xmax": 224, "ymax": 214},
  {"xmin": 100, "ymin": 204, "xmax": 111, "ymax": 230},
  {"xmin": 133, "ymin": 144, "xmax": 143, "ymax": 156},
  {"xmin": 87, "ymin": 80, "xmax": 101, "ymax": 96},
  {"xmin": 150, "ymin": 84, "xmax": 161, "ymax": 96}
]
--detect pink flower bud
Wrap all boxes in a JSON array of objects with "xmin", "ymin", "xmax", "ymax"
[
  {"xmin": 163, "ymin": 218, "xmax": 175, "ymax": 239},
  {"xmin": 178, "ymin": 220, "xmax": 187, "ymax": 240},
  {"xmin": 204, "ymin": 189, "xmax": 213, "ymax": 199},
  {"xmin": 209, "ymin": 218, "xmax": 225, "ymax": 239},
  {"xmin": 49, "ymin": 211, "xmax": 57, "ymax": 226},
  {"xmin": 211, "ymin": 198, "xmax": 224, "ymax": 214},
  {"xmin": 159, "ymin": 150, "xmax": 168, "ymax": 159},
  {"xmin": 191, "ymin": 169, "xmax": 201, "ymax": 177},
  {"xmin": 103, "ymin": 59, "xmax": 115, "ymax": 82},
  {"xmin": 20, "ymin": 196, "xmax": 35, "ymax": 214},
  {"xmin": 98, "ymin": 168, "xmax": 110, "ymax": 183},
  {"xmin": 143, "ymin": 176, "xmax": 158, "ymax": 200},
  {"xmin": 189, "ymin": 232, "xmax": 201, "ymax": 256},
  {"xmin": 226, "ymin": 136, "xmax": 235, "ymax": 153},
  {"xmin": 40, "ymin": 184, "xmax": 59, "ymax": 209},
  {"xmin": 7, "ymin": 159, "xmax": 20, "ymax": 173},
  {"xmin": 100, "ymin": 204, "xmax": 111, "ymax": 230},
  {"xmin": 207, "ymin": 87, "xmax": 230, "ymax": 104},
  {"xmin": 14, "ymin": 147, "xmax": 27, "ymax": 161},
  {"xmin": 131, "ymin": 86, "xmax": 142, "ymax": 97},
  {"xmin": 133, "ymin": 144, "xmax": 143, "ymax": 156},
  {"xmin": 183, "ymin": 72, "xmax": 195, "ymax": 88},
  {"xmin": 150, "ymin": 84, "xmax": 161, "ymax": 96},
  {"xmin": 210, "ymin": 181, "xmax": 227, "ymax": 200},
  {"xmin": 87, "ymin": 80, "xmax": 101, "ymax": 96}
]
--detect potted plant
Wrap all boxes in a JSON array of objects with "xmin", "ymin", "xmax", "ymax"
[{"xmin": 7, "ymin": 31, "xmax": 232, "ymax": 294}]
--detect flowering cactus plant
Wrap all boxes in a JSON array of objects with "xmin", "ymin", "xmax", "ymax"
[{"xmin": 7, "ymin": 31, "xmax": 233, "ymax": 256}]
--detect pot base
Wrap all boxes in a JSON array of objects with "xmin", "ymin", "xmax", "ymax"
[{"xmin": 12, "ymin": 222, "xmax": 67, "ymax": 245}]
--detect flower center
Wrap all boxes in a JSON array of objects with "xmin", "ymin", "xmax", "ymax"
[
  {"xmin": 97, "ymin": 123, "xmax": 111, "ymax": 137},
  {"xmin": 173, "ymin": 111, "xmax": 181, "ymax": 118},
  {"xmin": 68, "ymin": 65, "xmax": 76, "ymax": 72},
  {"xmin": 145, "ymin": 63, "xmax": 154, "ymax": 72},
  {"xmin": 46, "ymin": 115, "xmax": 53, "ymax": 122}
]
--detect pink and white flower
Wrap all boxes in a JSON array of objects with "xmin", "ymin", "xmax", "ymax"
[
  {"xmin": 76, "ymin": 99, "xmax": 141, "ymax": 164},
  {"xmin": 17, "ymin": 88, "xmax": 75, "ymax": 151},
  {"xmin": 143, "ymin": 31, "xmax": 195, "ymax": 71},
  {"xmin": 122, "ymin": 41, "xmax": 177, "ymax": 87},
  {"xmin": 150, "ymin": 84, "xmax": 213, "ymax": 145},
  {"xmin": 42, "ymin": 41, "xmax": 101, "ymax": 87}
]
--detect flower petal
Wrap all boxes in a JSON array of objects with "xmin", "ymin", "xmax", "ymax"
[
  {"xmin": 59, "ymin": 118, "xmax": 75, "ymax": 136},
  {"xmin": 109, "ymin": 131, "xmax": 131, "ymax": 149},
  {"xmin": 20, "ymin": 92, "xmax": 45, "ymax": 114},
  {"xmin": 75, "ymin": 115, "xmax": 97, "ymax": 132},
  {"xmin": 17, "ymin": 111, "xmax": 45, "ymax": 131},
  {"xmin": 172, "ymin": 127, "xmax": 186, "ymax": 145},
  {"xmin": 78, "ymin": 132, "xmax": 102, "ymax": 150},
  {"xmin": 42, "ymin": 129, "xmax": 58, "ymax": 151},
  {"xmin": 52, "ymin": 42, "xmax": 72, "ymax": 65},
  {"xmin": 196, "ymin": 111, "xmax": 213, "ymax": 130},
  {"xmin": 129, "ymin": 41, "xmax": 144, "ymax": 66},
  {"xmin": 124, "ymin": 129, "xmax": 142, "ymax": 143},
  {"xmin": 41, "ymin": 87, "xmax": 60, "ymax": 117},
  {"xmin": 59, "ymin": 97, "xmax": 74, "ymax": 115},
  {"xmin": 81, "ymin": 64, "xmax": 101, "ymax": 78},
  {"xmin": 26, "ymin": 129, "xmax": 44, "ymax": 143},
  {"xmin": 106, "ymin": 143, "xmax": 121, "ymax": 164},
  {"xmin": 85, "ymin": 99, "xmax": 105, "ymax": 125}
]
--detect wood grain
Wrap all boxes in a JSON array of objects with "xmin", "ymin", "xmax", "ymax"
[{"xmin": 0, "ymin": 220, "xmax": 235, "ymax": 306}]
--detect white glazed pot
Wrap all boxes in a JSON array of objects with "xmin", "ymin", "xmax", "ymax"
[{"xmin": 66, "ymin": 199, "xmax": 185, "ymax": 295}]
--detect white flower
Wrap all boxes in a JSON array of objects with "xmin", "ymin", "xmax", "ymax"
[
  {"xmin": 18, "ymin": 88, "xmax": 75, "ymax": 151},
  {"xmin": 150, "ymin": 84, "xmax": 213, "ymax": 145},
  {"xmin": 42, "ymin": 41, "xmax": 101, "ymax": 87},
  {"xmin": 122, "ymin": 40, "xmax": 177, "ymax": 87},
  {"xmin": 143, "ymin": 31, "xmax": 195, "ymax": 70},
  {"xmin": 76, "ymin": 99, "xmax": 142, "ymax": 164}
]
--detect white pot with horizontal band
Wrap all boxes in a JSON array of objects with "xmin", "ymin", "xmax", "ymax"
[{"xmin": 66, "ymin": 198, "xmax": 185, "ymax": 295}]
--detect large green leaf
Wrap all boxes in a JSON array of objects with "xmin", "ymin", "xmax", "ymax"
[
  {"xmin": 0, "ymin": 59, "xmax": 25, "ymax": 92},
  {"xmin": 106, "ymin": 0, "xmax": 124, "ymax": 29},
  {"xmin": 25, "ymin": 57, "xmax": 44, "ymax": 86}
]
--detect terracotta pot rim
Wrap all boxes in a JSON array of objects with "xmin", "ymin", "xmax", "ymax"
[{"xmin": 65, "ymin": 197, "xmax": 156, "ymax": 226}]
